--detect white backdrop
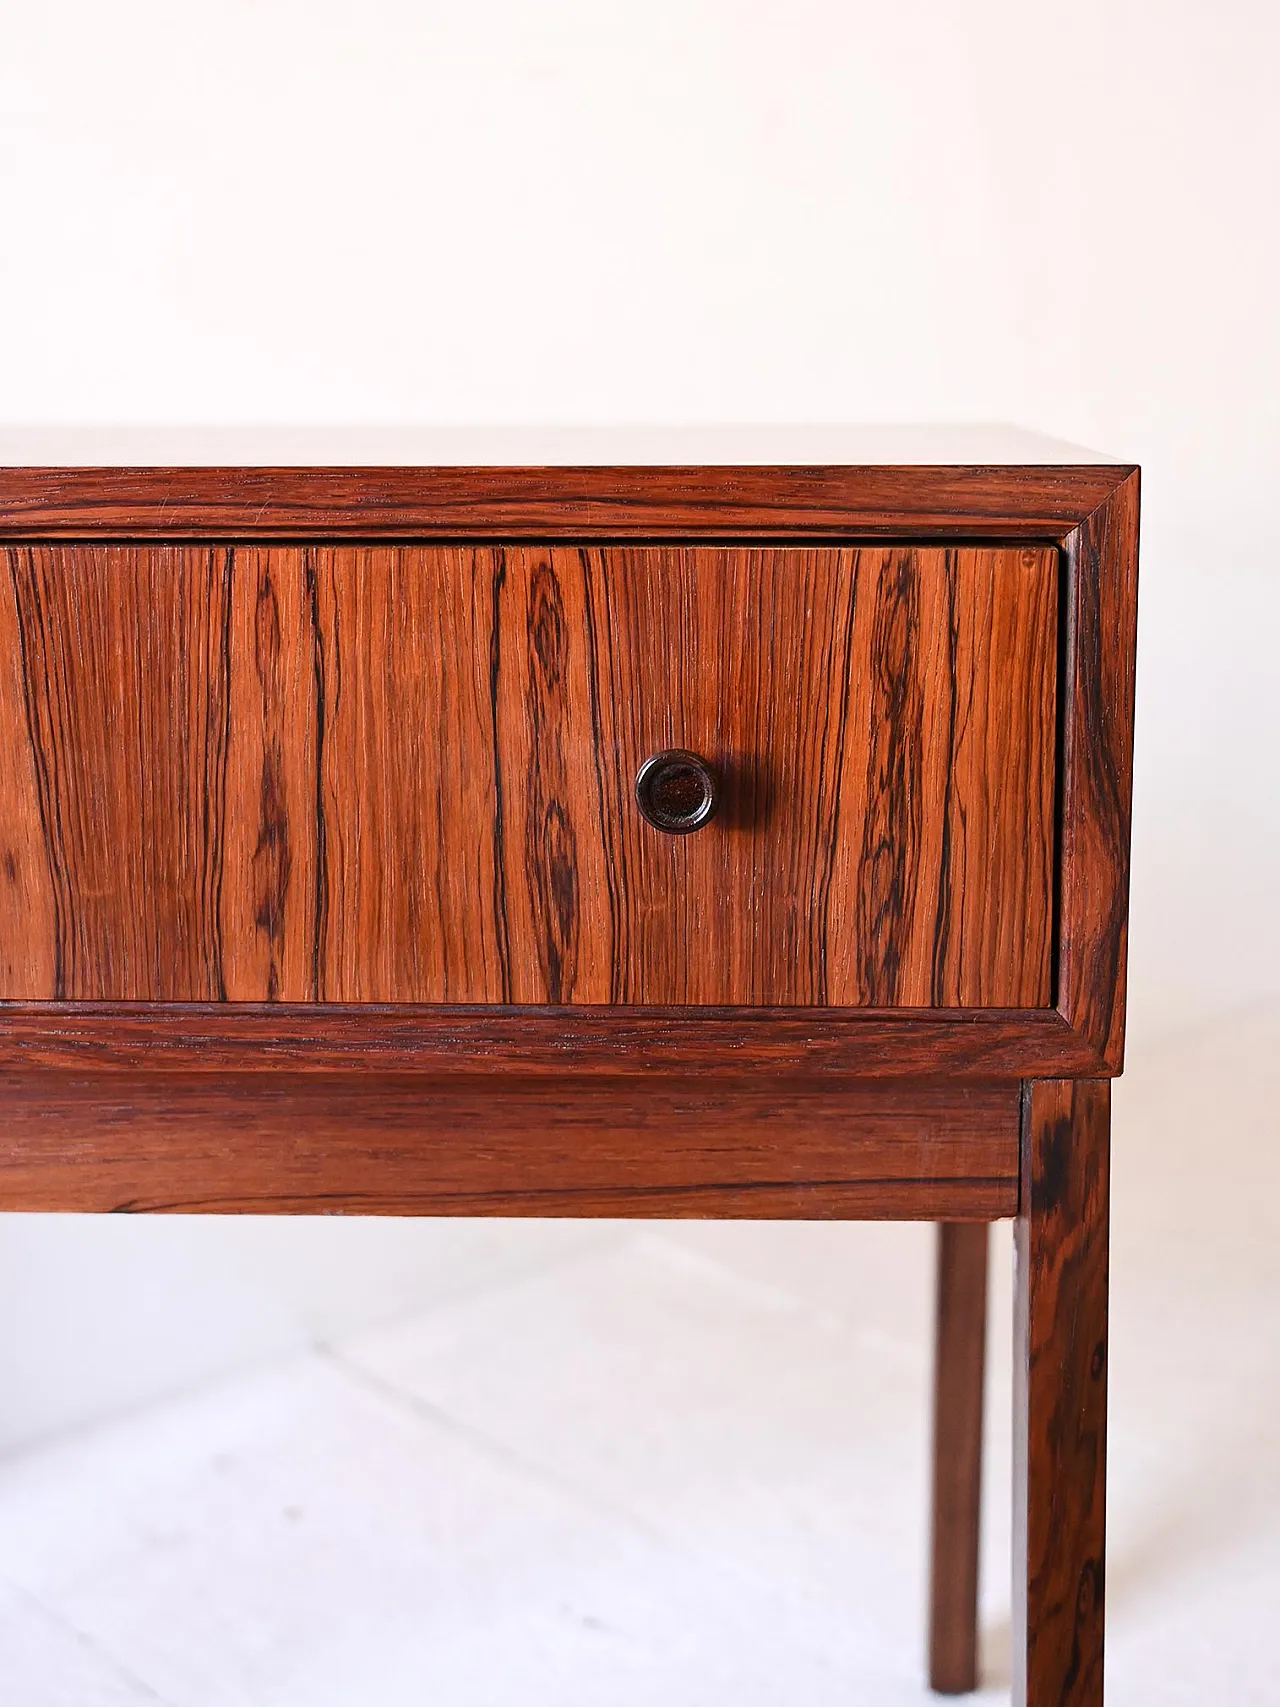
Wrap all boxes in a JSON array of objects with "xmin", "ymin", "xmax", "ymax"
[{"xmin": 2, "ymin": 0, "xmax": 1277, "ymax": 1448}]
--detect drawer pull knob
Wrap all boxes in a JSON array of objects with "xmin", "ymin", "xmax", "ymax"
[{"xmin": 635, "ymin": 750, "xmax": 718, "ymax": 835}]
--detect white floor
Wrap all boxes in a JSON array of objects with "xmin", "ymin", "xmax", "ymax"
[{"xmin": 1, "ymin": 1009, "xmax": 1277, "ymax": 1706}]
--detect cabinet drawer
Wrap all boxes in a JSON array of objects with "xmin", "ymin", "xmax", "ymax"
[{"xmin": 0, "ymin": 543, "xmax": 1056, "ymax": 1006}]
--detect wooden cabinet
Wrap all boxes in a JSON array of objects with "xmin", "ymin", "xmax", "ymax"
[{"xmin": 0, "ymin": 446, "xmax": 1139, "ymax": 1706}]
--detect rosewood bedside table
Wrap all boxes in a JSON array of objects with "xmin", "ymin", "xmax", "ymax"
[{"xmin": 0, "ymin": 430, "xmax": 1139, "ymax": 1706}]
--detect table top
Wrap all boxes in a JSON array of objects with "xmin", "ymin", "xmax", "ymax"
[{"xmin": 0, "ymin": 424, "xmax": 1120, "ymax": 468}]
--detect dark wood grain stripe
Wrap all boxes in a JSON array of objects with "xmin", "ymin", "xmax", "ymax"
[
  {"xmin": 858, "ymin": 549, "xmax": 925, "ymax": 1001},
  {"xmin": 487, "ymin": 547, "xmax": 514, "ymax": 1003}
]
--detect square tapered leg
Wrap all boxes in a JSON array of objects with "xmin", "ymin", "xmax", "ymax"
[
  {"xmin": 1014, "ymin": 1080, "xmax": 1110, "ymax": 1706},
  {"xmin": 930, "ymin": 1220, "xmax": 989, "ymax": 1693}
]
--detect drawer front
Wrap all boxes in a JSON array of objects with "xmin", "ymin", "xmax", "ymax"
[{"xmin": 0, "ymin": 543, "xmax": 1056, "ymax": 1006}]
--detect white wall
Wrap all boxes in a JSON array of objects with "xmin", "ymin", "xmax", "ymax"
[{"xmin": 2, "ymin": 0, "xmax": 1278, "ymax": 1449}]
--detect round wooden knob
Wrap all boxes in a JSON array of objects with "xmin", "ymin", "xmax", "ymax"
[{"xmin": 635, "ymin": 749, "xmax": 717, "ymax": 835}]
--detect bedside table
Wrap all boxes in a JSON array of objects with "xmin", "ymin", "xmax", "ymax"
[{"xmin": 0, "ymin": 429, "xmax": 1139, "ymax": 1705}]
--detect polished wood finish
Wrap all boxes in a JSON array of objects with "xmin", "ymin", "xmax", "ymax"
[
  {"xmin": 0, "ymin": 460, "xmax": 1139, "ymax": 1703},
  {"xmin": 930, "ymin": 1221, "xmax": 989, "ymax": 1694},
  {"xmin": 0, "ymin": 543, "xmax": 1056, "ymax": 1008},
  {"xmin": 0, "ymin": 1006, "xmax": 1109, "ymax": 1079},
  {"xmin": 1014, "ymin": 1080, "xmax": 1110, "ymax": 1706},
  {"xmin": 0, "ymin": 1072, "xmax": 1017, "ymax": 1219},
  {"xmin": 0, "ymin": 462, "xmax": 1134, "ymax": 539},
  {"xmin": 0, "ymin": 461, "xmax": 1140, "ymax": 1075},
  {"xmin": 1057, "ymin": 475, "xmax": 1141, "ymax": 1069}
]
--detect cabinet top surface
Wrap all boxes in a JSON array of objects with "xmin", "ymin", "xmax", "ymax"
[{"xmin": 0, "ymin": 423, "xmax": 1121, "ymax": 468}]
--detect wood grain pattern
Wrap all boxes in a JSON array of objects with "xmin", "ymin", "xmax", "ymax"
[
  {"xmin": 0, "ymin": 463, "xmax": 1139, "ymax": 1701},
  {"xmin": 222, "ymin": 547, "xmax": 319, "ymax": 1000},
  {"xmin": 1057, "ymin": 474, "xmax": 1140, "ymax": 1069},
  {"xmin": 1014, "ymin": 1080, "xmax": 1110, "ymax": 1707},
  {"xmin": 0, "ymin": 1072, "xmax": 1018, "ymax": 1218},
  {"xmin": 0, "ymin": 464, "xmax": 1135, "ymax": 539},
  {"xmin": 0, "ymin": 1004, "xmax": 1108, "ymax": 1079},
  {"xmin": 4, "ymin": 545, "xmax": 235, "ymax": 999},
  {"xmin": 0, "ymin": 543, "xmax": 1057, "ymax": 1008},
  {"xmin": 930, "ymin": 1220, "xmax": 989, "ymax": 1694},
  {"xmin": 0, "ymin": 574, "xmax": 56, "ymax": 996}
]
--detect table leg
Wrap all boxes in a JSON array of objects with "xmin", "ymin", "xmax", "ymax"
[
  {"xmin": 929, "ymin": 1220, "xmax": 989, "ymax": 1693},
  {"xmin": 1014, "ymin": 1079, "xmax": 1110, "ymax": 1706}
]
